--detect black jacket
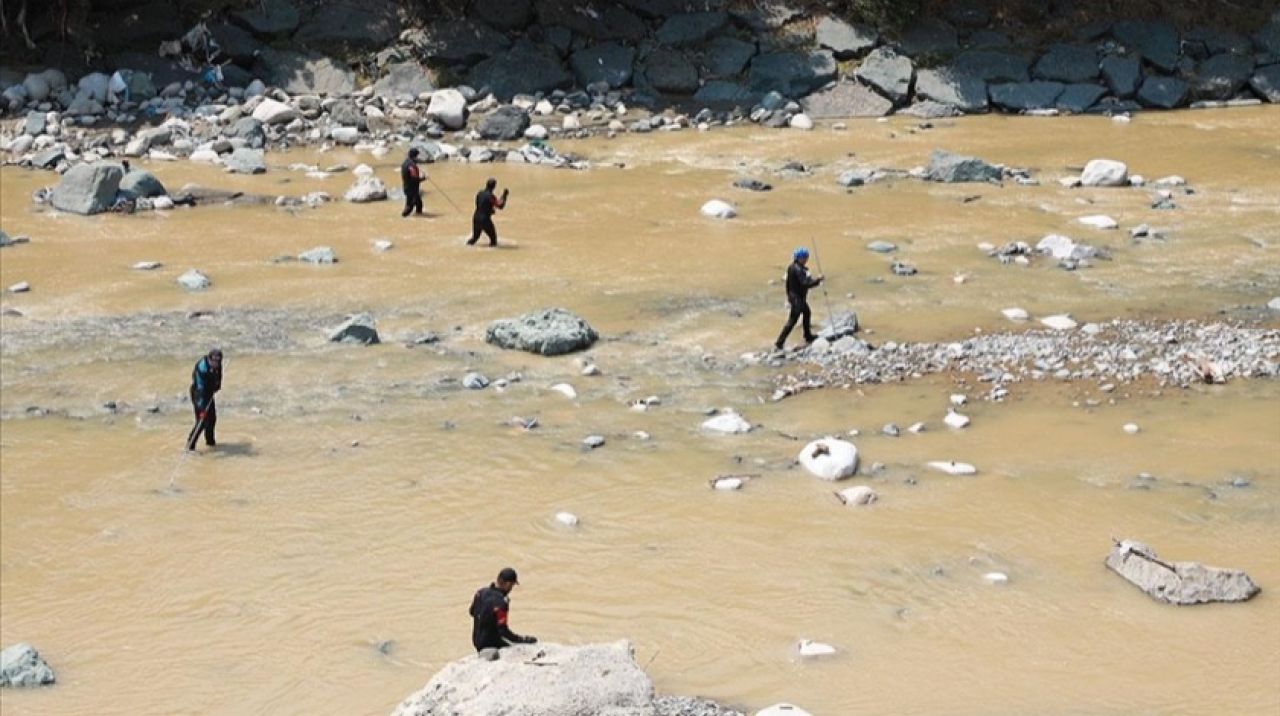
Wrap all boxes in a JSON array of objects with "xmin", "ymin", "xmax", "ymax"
[
  {"xmin": 785, "ymin": 260, "xmax": 822, "ymax": 304},
  {"xmin": 469, "ymin": 583, "xmax": 525, "ymax": 651},
  {"xmin": 190, "ymin": 357, "xmax": 222, "ymax": 406},
  {"xmin": 473, "ymin": 188, "xmax": 504, "ymax": 221},
  {"xmin": 401, "ymin": 158, "xmax": 424, "ymax": 192}
]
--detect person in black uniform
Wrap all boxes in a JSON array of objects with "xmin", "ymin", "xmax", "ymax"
[
  {"xmin": 775, "ymin": 247, "xmax": 824, "ymax": 351},
  {"xmin": 400, "ymin": 148, "xmax": 426, "ymax": 218},
  {"xmin": 466, "ymin": 178, "xmax": 508, "ymax": 246},
  {"xmin": 469, "ymin": 567, "xmax": 537, "ymax": 652},
  {"xmin": 186, "ymin": 348, "xmax": 223, "ymax": 451}
]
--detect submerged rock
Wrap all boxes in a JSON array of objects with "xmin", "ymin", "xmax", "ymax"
[
  {"xmin": 1105, "ymin": 540, "xmax": 1260, "ymax": 605},
  {"xmin": 298, "ymin": 246, "xmax": 337, "ymax": 264},
  {"xmin": 176, "ymin": 269, "xmax": 211, "ymax": 291},
  {"xmin": 799, "ymin": 438, "xmax": 859, "ymax": 481},
  {"xmin": 0, "ymin": 642, "xmax": 56, "ymax": 687},
  {"xmin": 701, "ymin": 411, "xmax": 752, "ymax": 435},
  {"xmin": 925, "ymin": 149, "xmax": 1001, "ymax": 183},
  {"xmin": 835, "ymin": 485, "xmax": 877, "ymax": 506},
  {"xmin": 486, "ymin": 308, "xmax": 598, "ymax": 356},
  {"xmin": 700, "ymin": 199, "xmax": 737, "ymax": 219}
]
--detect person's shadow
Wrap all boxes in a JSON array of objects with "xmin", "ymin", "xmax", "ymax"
[{"xmin": 210, "ymin": 442, "xmax": 256, "ymax": 458}]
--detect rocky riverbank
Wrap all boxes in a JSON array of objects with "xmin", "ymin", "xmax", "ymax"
[{"xmin": 3, "ymin": 2, "xmax": 1280, "ymax": 211}]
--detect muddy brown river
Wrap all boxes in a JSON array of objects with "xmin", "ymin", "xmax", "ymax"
[{"xmin": 2, "ymin": 108, "xmax": 1279, "ymax": 715}]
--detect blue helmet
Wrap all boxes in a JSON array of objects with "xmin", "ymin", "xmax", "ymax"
[{"xmin": 793, "ymin": 247, "xmax": 810, "ymax": 260}]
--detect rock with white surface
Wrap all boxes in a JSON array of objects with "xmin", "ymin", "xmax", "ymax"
[
  {"xmin": 944, "ymin": 410, "xmax": 970, "ymax": 429},
  {"xmin": 927, "ymin": 460, "xmax": 977, "ymax": 476},
  {"xmin": 1105, "ymin": 539, "xmax": 1260, "ymax": 605},
  {"xmin": 1080, "ymin": 158, "xmax": 1128, "ymax": 187},
  {"xmin": 550, "ymin": 383, "xmax": 577, "ymax": 399},
  {"xmin": 700, "ymin": 199, "xmax": 737, "ymax": 219},
  {"xmin": 701, "ymin": 411, "xmax": 752, "ymax": 434},
  {"xmin": 797, "ymin": 639, "xmax": 836, "ymax": 657},
  {"xmin": 835, "ymin": 485, "xmax": 877, "ymax": 506},
  {"xmin": 555, "ymin": 511, "xmax": 579, "ymax": 527},
  {"xmin": 1040, "ymin": 314, "xmax": 1078, "ymax": 331},
  {"xmin": 799, "ymin": 438, "xmax": 859, "ymax": 480},
  {"xmin": 1078, "ymin": 214, "xmax": 1118, "ymax": 229}
]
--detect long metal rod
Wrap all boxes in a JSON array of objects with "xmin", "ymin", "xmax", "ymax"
[
  {"xmin": 810, "ymin": 236, "xmax": 836, "ymax": 321},
  {"xmin": 425, "ymin": 174, "xmax": 461, "ymax": 213}
]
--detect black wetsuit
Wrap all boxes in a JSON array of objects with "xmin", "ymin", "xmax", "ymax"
[
  {"xmin": 467, "ymin": 188, "xmax": 505, "ymax": 246},
  {"xmin": 775, "ymin": 260, "xmax": 823, "ymax": 349},
  {"xmin": 401, "ymin": 157, "xmax": 424, "ymax": 217},
  {"xmin": 469, "ymin": 583, "xmax": 531, "ymax": 651},
  {"xmin": 187, "ymin": 356, "xmax": 222, "ymax": 449}
]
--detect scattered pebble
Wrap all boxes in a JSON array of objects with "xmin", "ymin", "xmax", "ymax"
[
  {"xmin": 835, "ymin": 485, "xmax": 877, "ymax": 506},
  {"xmin": 797, "ymin": 639, "xmax": 836, "ymax": 657},
  {"xmin": 554, "ymin": 511, "xmax": 579, "ymax": 527},
  {"xmin": 582, "ymin": 435, "xmax": 605, "ymax": 449},
  {"xmin": 983, "ymin": 571, "xmax": 1009, "ymax": 585},
  {"xmin": 927, "ymin": 461, "xmax": 978, "ymax": 476},
  {"xmin": 1123, "ymin": 423, "xmax": 1140, "ymax": 434}
]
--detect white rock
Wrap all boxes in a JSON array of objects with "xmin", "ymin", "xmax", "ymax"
[
  {"xmin": 373, "ymin": 240, "xmax": 393, "ymax": 252},
  {"xmin": 534, "ymin": 99, "xmax": 554, "ymax": 115},
  {"xmin": 524, "ymin": 124, "xmax": 549, "ymax": 140},
  {"xmin": 700, "ymin": 199, "xmax": 736, "ymax": 219},
  {"xmin": 908, "ymin": 422, "xmax": 926, "ymax": 434},
  {"xmin": 330, "ymin": 126, "xmax": 359, "ymax": 144},
  {"xmin": 245, "ymin": 79, "xmax": 266, "ymax": 97},
  {"xmin": 580, "ymin": 363, "xmax": 600, "ymax": 376},
  {"xmin": 1040, "ymin": 314, "xmax": 1078, "ymax": 331},
  {"xmin": 555, "ymin": 511, "xmax": 579, "ymax": 527},
  {"xmin": 251, "ymin": 98, "xmax": 299, "ymax": 125},
  {"xmin": 944, "ymin": 410, "xmax": 971, "ymax": 429},
  {"xmin": 1128, "ymin": 174, "xmax": 1146, "ymax": 187},
  {"xmin": 757, "ymin": 705, "xmax": 813, "ymax": 716},
  {"xmin": 1078, "ymin": 214, "xmax": 1118, "ymax": 230},
  {"xmin": 1036, "ymin": 234, "xmax": 1077, "ymax": 260},
  {"xmin": 462, "ymin": 372, "xmax": 489, "ymax": 390},
  {"xmin": 1154, "ymin": 175, "xmax": 1186, "ymax": 187},
  {"xmin": 1080, "ymin": 158, "xmax": 1128, "ymax": 187},
  {"xmin": 426, "ymin": 88, "xmax": 468, "ymax": 130},
  {"xmin": 7, "ymin": 135, "xmax": 34, "ymax": 155},
  {"xmin": 711, "ymin": 477, "xmax": 744, "ymax": 491},
  {"xmin": 132, "ymin": 261, "xmax": 162, "ymax": 270},
  {"xmin": 835, "ymin": 485, "xmax": 877, "ymax": 506},
  {"xmin": 1058, "ymin": 175, "xmax": 1082, "ymax": 188},
  {"xmin": 176, "ymin": 269, "xmax": 210, "ymax": 291},
  {"xmin": 701, "ymin": 412, "xmax": 752, "ymax": 434},
  {"xmin": 983, "ymin": 571, "xmax": 1009, "ymax": 585},
  {"xmin": 1268, "ymin": 297, "xmax": 1280, "ymax": 312},
  {"xmin": 298, "ymin": 246, "xmax": 337, "ymax": 264},
  {"xmin": 189, "ymin": 149, "xmax": 221, "ymax": 163},
  {"xmin": 1001, "ymin": 307, "xmax": 1029, "ymax": 322},
  {"xmin": 927, "ymin": 460, "xmax": 978, "ymax": 476},
  {"xmin": 798, "ymin": 438, "xmax": 859, "ymax": 481},
  {"xmin": 562, "ymin": 114, "xmax": 581, "ymax": 131},
  {"xmin": 1123, "ymin": 423, "xmax": 1140, "ymax": 434},
  {"xmin": 344, "ymin": 176, "xmax": 387, "ymax": 202},
  {"xmin": 152, "ymin": 196, "xmax": 174, "ymax": 210},
  {"xmin": 797, "ymin": 639, "xmax": 836, "ymax": 657},
  {"xmin": 353, "ymin": 163, "xmax": 374, "ymax": 178},
  {"xmin": 550, "ymin": 383, "xmax": 577, "ymax": 399},
  {"xmin": 7, "ymin": 281, "xmax": 30, "ymax": 293},
  {"xmin": 950, "ymin": 394, "xmax": 968, "ymax": 406},
  {"xmin": 789, "ymin": 113, "xmax": 813, "ymax": 130}
]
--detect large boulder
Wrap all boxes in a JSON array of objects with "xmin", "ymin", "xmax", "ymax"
[
  {"xmin": 798, "ymin": 438, "xmax": 859, "ymax": 481},
  {"xmin": 816, "ymin": 17, "xmax": 877, "ymax": 59},
  {"xmin": 344, "ymin": 176, "xmax": 388, "ymax": 202},
  {"xmin": 226, "ymin": 116, "xmax": 266, "ymax": 148},
  {"xmin": 22, "ymin": 111, "xmax": 47, "ymax": 137},
  {"xmin": 1105, "ymin": 540, "xmax": 1260, "ymax": 605},
  {"xmin": 989, "ymin": 81, "xmax": 1064, "ymax": 111},
  {"xmin": 391, "ymin": 641, "xmax": 653, "ymax": 716},
  {"xmin": 534, "ymin": 0, "xmax": 645, "ymax": 42},
  {"xmin": 468, "ymin": 42, "xmax": 571, "ymax": 100},
  {"xmin": 51, "ymin": 163, "xmax": 123, "ymax": 215},
  {"xmin": 748, "ymin": 51, "xmax": 837, "ymax": 98},
  {"xmin": 1081, "ymin": 158, "xmax": 1128, "ymax": 187},
  {"xmin": 251, "ymin": 97, "xmax": 299, "ymax": 125},
  {"xmin": 693, "ymin": 81, "xmax": 755, "ymax": 106},
  {"xmin": 427, "ymin": 89, "xmax": 468, "ymax": 129},
  {"xmin": 233, "ymin": 0, "xmax": 300, "ymax": 36},
  {"xmin": 472, "ymin": 0, "xmax": 533, "ymax": 31},
  {"xmin": 802, "ymin": 80, "xmax": 892, "ymax": 117},
  {"xmin": 0, "ymin": 643, "xmax": 56, "ymax": 687},
  {"xmin": 295, "ymin": 0, "xmax": 400, "ymax": 50},
  {"xmin": 570, "ymin": 42, "xmax": 636, "ymax": 88},
  {"xmin": 1112, "ymin": 19, "xmax": 1180, "ymax": 72},
  {"xmin": 1032, "ymin": 44, "xmax": 1099, "ymax": 83},
  {"xmin": 254, "ymin": 49, "xmax": 355, "ymax": 95},
  {"xmin": 329, "ymin": 313, "xmax": 380, "ymax": 345},
  {"xmin": 118, "ymin": 170, "xmax": 166, "ymax": 199},
  {"xmin": 1100, "ymin": 55, "xmax": 1141, "ymax": 98},
  {"xmin": 644, "ymin": 49, "xmax": 699, "ymax": 95},
  {"xmin": 210, "ymin": 21, "xmax": 263, "ymax": 66},
  {"xmin": 486, "ymin": 308, "xmax": 598, "ymax": 356},
  {"xmin": 477, "ymin": 105, "xmax": 530, "ymax": 140},
  {"xmin": 1056, "ymin": 83, "xmax": 1106, "ymax": 113},
  {"xmin": 374, "ymin": 61, "xmax": 434, "ymax": 101},
  {"xmin": 952, "ymin": 50, "xmax": 1029, "ymax": 83},
  {"xmin": 656, "ymin": 11, "xmax": 728, "ymax": 46},
  {"xmin": 914, "ymin": 68, "xmax": 987, "ymax": 112},
  {"xmin": 853, "ymin": 47, "xmax": 914, "ymax": 104},
  {"xmin": 1250, "ymin": 64, "xmax": 1280, "ymax": 102},
  {"xmin": 701, "ymin": 36, "xmax": 756, "ymax": 77},
  {"xmin": 1190, "ymin": 53, "xmax": 1254, "ymax": 100},
  {"xmin": 925, "ymin": 150, "xmax": 1001, "ymax": 183},
  {"xmin": 1254, "ymin": 18, "xmax": 1280, "ymax": 55},
  {"xmin": 897, "ymin": 18, "xmax": 958, "ymax": 57},
  {"xmin": 1136, "ymin": 76, "xmax": 1189, "ymax": 109},
  {"xmin": 412, "ymin": 19, "xmax": 509, "ymax": 66},
  {"xmin": 226, "ymin": 148, "xmax": 267, "ymax": 174}
]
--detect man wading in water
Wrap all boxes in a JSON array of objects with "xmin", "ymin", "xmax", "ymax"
[
  {"xmin": 186, "ymin": 348, "xmax": 222, "ymax": 451},
  {"xmin": 469, "ymin": 567, "xmax": 537, "ymax": 655},
  {"xmin": 400, "ymin": 148, "xmax": 426, "ymax": 218},
  {"xmin": 775, "ymin": 247, "xmax": 824, "ymax": 351},
  {"xmin": 466, "ymin": 178, "xmax": 508, "ymax": 247}
]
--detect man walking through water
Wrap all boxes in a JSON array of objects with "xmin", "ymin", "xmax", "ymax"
[
  {"xmin": 186, "ymin": 348, "xmax": 222, "ymax": 451},
  {"xmin": 466, "ymin": 178, "xmax": 508, "ymax": 246},
  {"xmin": 469, "ymin": 567, "xmax": 537, "ymax": 654},
  {"xmin": 400, "ymin": 148, "xmax": 426, "ymax": 218},
  {"xmin": 775, "ymin": 247, "xmax": 824, "ymax": 351}
]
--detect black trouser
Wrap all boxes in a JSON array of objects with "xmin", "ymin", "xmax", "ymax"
[
  {"xmin": 402, "ymin": 188, "xmax": 422, "ymax": 217},
  {"xmin": 187, "ymin": 388, "xmax": 216, "ymax": 449},
  {"xmin": 468, "ymin": 216, "xmax": 497, "ymax": 246},
  {"xmin": 776, "ymin": 300, "xmax": 814, "ymax": 348}
]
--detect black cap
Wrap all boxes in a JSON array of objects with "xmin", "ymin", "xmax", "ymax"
[{"xmin": 498, "ymin": 567, "xmax": 519, "ymax": 584}]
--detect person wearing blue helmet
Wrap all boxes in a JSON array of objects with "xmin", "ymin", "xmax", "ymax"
[{"xmin": 775, "ymin": 247, "xmax": 823, "ymax": 350}]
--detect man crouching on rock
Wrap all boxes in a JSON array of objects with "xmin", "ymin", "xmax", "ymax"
[{"xmin": 470, "ymin": 567, "xmax": 537, "ymax": 657}]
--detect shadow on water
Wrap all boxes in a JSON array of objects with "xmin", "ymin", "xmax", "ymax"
[{"xmin": 209, "ymin": 442, "xmax": 256, "ymax": 458}]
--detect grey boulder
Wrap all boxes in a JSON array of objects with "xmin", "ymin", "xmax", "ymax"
[
  {"xmin": 477, "ymin": 105, "xmax": 530, "ymax": 141},
  {"xmin": 1032, "ymin": 44, "xmax": 1099, "ymax": 83},
  {"xmin": 925, "ymin": 150, "xmax": 1001, "ymax": 183},
  {"xmin": 818, "ymin": 311, "xmax": 859, "ymax": 340},
  {"xmin": 226, "ymin": 148, "xmax": 267, "ymax": 174},
  {"xmin": 294, "ymin": 1, "xmax": 400, "ymax": 50},
  {"xmin": 329, "ymin": 313, "xmax": 380, "ymax": 345},
  {"xmin": 1106, "ymin": 540, "xmax": 1260, "ymax": 605},
  {"xmin": 1112, "ymin": 19, "xmax": 1181, "ymax": 72},
  {"xmin": 254, "ymin": 49, "xmax": 354, "ymax": 95},
  {"xmin": 897, "ymin": 18, "xmax": 958, "ymax": 57},
  {"xmin": 747, "ymin": 51, "xmax": 837, "ymax": 98},
  {"xmin": 656, "ymin": 11, "xmax": 728, "ymax": 47},
  {"xmin": 854, "ymin": 47, "xmax": 914, "ymax": 104},
  {"xmin": 374, "ymin": 61, "xmax": 434, "ymax": 101},
  {"xmin": 118, "ymin": 170, "xmax": 167, "ymax": 199},
  {"xmin": 22, "ymin": 111, "xmax": 46, "ymax": 136},
  {"xmin": 953, "ymin": 50, "xmax": 1030, "ymax": 83},
  {"xmin": 1100, "ymin": 55, "xmax": 1141, "ymax": 98},
  {"xmin": 570, "ymin": 42, "xmax": 636, "ymax": 88},
  {"xmin": 0, "ymin": 643, "xmax": 56, "ymax": 687},
  {"xmin": 467, "ymin": 42, "xmax": 571, "ymax": 100},
  {"xmin": 486, "ymin": 307, "xmax": 598, "ymax": 356},
  {"xmin": 411, "ymin": 19, "xmax": 509, "ymax": 66},
  {"xmin": 816, "ymin": 17, "xmax": 877, "ymax": 59},
  {"xmin": 1250, "ymin": 64, "xmax": 1280, "ymax": 102},
  {"xmin": 989, "ymin": 81, "xmax": 1064, "ymax": 111},
  {"xmin": 1190, "ymin": 53, "xmax": 1254, "ymax": 100},
  {"xmin": 298, "ymin": 246, "xmax": 337, "ymax": 264},
  {"xmin": 1136, "ymin": 76, "xmax": 1189, "ymax": 109},
  {"xmin": 51, "ymin": 163, "xmax": 123, "ymax": 215},
  {"xmin": 693, "ymin": 81, "xmax": 755, "ymax": 106},
  {"xmin": 472, "ymin": 0, "xmax": 533, "ymax": 31},
  {"xmin": 801, "ymin": 80, "xmax": 893, "ymax": 118},
  {"xmin": 1056, "ymin": 83, "xmax": 1106, "ymax": 113},
  {"xmin": 644, "ymin": 49, "xmax": 700, "ymax": 95},
  {"xmin": 700, "ymin": 36, "xmax": 756, "ymax": 78},
  {"xmin": 914, "ymin": 68, "xmax": 987, "ymax": 112}
]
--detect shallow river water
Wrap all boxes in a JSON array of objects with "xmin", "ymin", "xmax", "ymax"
[{"xmin": 1, "ymin": 108, "xmax": 1279, "ymax": 715}]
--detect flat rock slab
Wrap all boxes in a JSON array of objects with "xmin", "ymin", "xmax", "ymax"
[
  {"xmin": 486, "ymin": 308, "xmax": 598, "ymax": 356},
  {"xmin": 801, "ymin": 80, "xmax": 892, "ymax": 118},
  {"xmin": 391, "ymin": 641, "xmax": 653, "ymax": 716},
  {"xmin": 1105, "ymin": 540, "xmax": 1260, "ymax": 605}
]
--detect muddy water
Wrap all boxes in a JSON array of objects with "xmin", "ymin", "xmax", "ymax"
[{"xmin": 2, "ymin": 108, "xmax": 1279, "ymax": 715}]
